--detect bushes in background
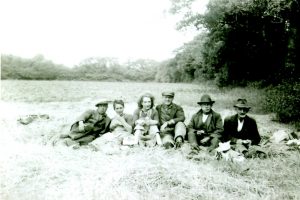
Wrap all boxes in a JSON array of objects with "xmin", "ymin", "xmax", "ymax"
[{"xmin": 264, "ymin": 80, "xmax": 300, "ymax": 128}]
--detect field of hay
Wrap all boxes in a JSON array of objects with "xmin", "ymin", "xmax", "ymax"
[{"xmin": 0, "ymin": 80, "xmax": 299, "ymax": 200}]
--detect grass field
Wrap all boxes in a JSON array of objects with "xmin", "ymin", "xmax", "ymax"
[{"xmin": 0, "ymin": 80, "xmax": 299, "ymax": 200}]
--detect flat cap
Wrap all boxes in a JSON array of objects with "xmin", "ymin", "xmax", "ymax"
[
  {"xmin": 95, "ymin": 99, "xmax": 109, "ymax": 107},
  {"xmin": 234, "ymin": 98, "xmax": 251, "ymax": 109},
  {"xmin": 162, "ymin": 91, "xmax": 175, "ymax": 97}
]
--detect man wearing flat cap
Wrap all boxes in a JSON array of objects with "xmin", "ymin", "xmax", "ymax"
[
  {"xmin": 156, "ymin": 91, "xmax": 186, "ymax": 149},
  {"xmin": 223, "ymin": 98, "xmax": 261, "ymax": 145},
  {"xmin": 187, "ymin": 94, "xmax": 223, "ymax": 151},
  {"xmin": 59, "ymin": 100, "xmax": 111, "ymax": 147}
]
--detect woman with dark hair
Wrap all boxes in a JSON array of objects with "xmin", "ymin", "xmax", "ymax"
[
  {"xmin": 132, "ymin": 93, "xmax": 162, "ymax": 147},
  {"xmin": 89, "ymin": 99, "xmax": 134, "ymax": 150},
  {"xmin": 110, "ymin": 99, "xmax": 133, "ymax": 135}
]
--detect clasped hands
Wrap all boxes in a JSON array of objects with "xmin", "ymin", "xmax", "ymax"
[
  {"xmin": 160, "ymin": 119, "xmax": 175, "ymax": 131},
  {"xmin": 136, "ymin": 117, "xmax": 151, "ymax": 126}
]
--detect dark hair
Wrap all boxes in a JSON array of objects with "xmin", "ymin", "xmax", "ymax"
[
  {"xmin": 137, "ymin": 93, "xmax": 155, "ymax": 109},
  {"xmin": 113, "ymin": 99, "xmax": 125, "ymax": 109}
]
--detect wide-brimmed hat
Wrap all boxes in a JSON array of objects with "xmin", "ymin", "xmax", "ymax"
[
  {"xmin": 95, "ymin": 99, "xmax": 109, "ymax": 107},
  {"xmin": 234, "ymin": 98, "xmax": 251, "ymax": 109},
  {"xmin": 162, "ymin": 91, "xmax": 175, "ymax": 97},
  {"xmin": 197, "ymin": 94, "xmax": 215, "ymax": 105}
]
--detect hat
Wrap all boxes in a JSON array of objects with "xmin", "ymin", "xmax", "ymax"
[
  {"xmin": 162, "ymin": 91, "xmax": 174, "ymax": 97},
  {"xmin": 197, "ymin": 94, "xmax": 215, "ymax": 105},
  {"xmin": 234, "ymin": 98, "xmax": 251, "ymax": 109},
  {"xmin": 95, "ymin": 99, "xmax": 109, "ymax": 107}
]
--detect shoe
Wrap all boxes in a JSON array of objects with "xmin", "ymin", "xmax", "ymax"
[{"xmin": 175, "ymin": 141, "xmax": 183, "ymax": 149}]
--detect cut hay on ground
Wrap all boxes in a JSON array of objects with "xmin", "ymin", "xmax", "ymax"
[{"xmin": 1, "ymin": 81, "xmax": 299, "ymax": 200}]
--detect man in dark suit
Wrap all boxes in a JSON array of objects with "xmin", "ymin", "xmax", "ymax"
[
  {"xmin": 223, "ymin": 98, "xmax": 261, "ymax": 145},
  {"xmin": 187, "ymin": 94, "xmax": 223, "ymax": 151}
]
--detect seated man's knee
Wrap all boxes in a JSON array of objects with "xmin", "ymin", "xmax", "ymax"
[
  {"xmin": 175, "ymin": 121, "xmax": 186, "ymax": 129},
  {"xmin": 175, "ymin": 122, "xmax": 186, "ymax": 132},
  {"xmin": 175, "ymin": 122, "xmax": 187, "ymax": 137}
]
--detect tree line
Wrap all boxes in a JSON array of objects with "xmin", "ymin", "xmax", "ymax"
[
  {"xmin": 159, "ymin": 0, "xmax": 299, "ymax": 86},
  {"xmin": 163, "ymin": 0, "xmax": 299, "ymax": 126},
  {"xmin": 1, "ymin": 54, "xmax": 158, "ymax": 82},
  {"xmin": 1, "ymin": 0, "xmax": 299, "ymax": 126}
]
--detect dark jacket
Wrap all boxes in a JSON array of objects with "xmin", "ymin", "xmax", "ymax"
[
  {"xmin": 187, "ymin": 109, "xmax": 223, "ymax": 146},
  {"xmin": 223, "ymin": 114, "xmax": 261, "ymax": 145},
  {"xmin": 156, "ymin": 103, "xmax": 185, "ymax": 127},
  {"xmin": 187, "ymin": 109, "xmax": 223, "ymax": 136},
  {"xmin": 69, "ymin": 109, "xmax": 111, "ymax": 140}
]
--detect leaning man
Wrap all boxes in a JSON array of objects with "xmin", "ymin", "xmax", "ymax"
[
  {"xmin": 59, "ymin": 100, "xmax": 111, "ymax": 147},
  {"xmin": 156, "ymin": 91, "xmax": 186, "ymax": 149}
]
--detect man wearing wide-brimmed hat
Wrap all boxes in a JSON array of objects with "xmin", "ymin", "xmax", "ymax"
[
  {"xmin": 187, "ymin": 94, "xmax": 223, "ymax": 151},
  {"xmin": 156, "ymin": 91, "xmax": 186, "ymax": 149},
  {"xmin": 58, "ymin": 99, "xmax": 111, "ymax": 147},
  {"xmin": 223, "ymin": 98, "xmax": 261, "ymax": 145}
]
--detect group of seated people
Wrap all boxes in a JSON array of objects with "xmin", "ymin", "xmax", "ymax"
[{"xmin": 56, "ymin": 92, "xmax": 261, "ymax": 153}]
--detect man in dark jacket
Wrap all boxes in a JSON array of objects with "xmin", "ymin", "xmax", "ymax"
[
  {"xmin": 187, "ymin": 94, "xmax": 223, "ymax": 151},
  {"xmin": 59, "ymin": 100, "xmax": 111, "ymax": 147},
  {"xmin": 156, "ymin": 92, "xmax": 186, "ymax": 149},
  {"xmin": 223, "ymin": 98, "xmax": 261, "ymax": 145}
]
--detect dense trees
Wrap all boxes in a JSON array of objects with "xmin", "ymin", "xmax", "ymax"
[
  {"xmin": 164, "ymin": 0, "xmax": 300, "ymax": 125},
  {"xmin": 162, "ymin": 0, "xmax": 299, "ymax": 87},
  {"xmin": 1, "ymin": 54, "xmax": 69, "ymax": 80}
]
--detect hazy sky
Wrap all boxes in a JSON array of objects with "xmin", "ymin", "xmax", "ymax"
[{"xmin": 1, "ymin": 0, "xmax": 208, "ymax": 67}]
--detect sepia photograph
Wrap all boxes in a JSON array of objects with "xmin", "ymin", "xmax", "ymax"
[{"xmin": 1, "ymin": 0, "xmax": 299, "ymax": 199}]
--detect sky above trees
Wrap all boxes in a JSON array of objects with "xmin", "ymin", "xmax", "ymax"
[{"xmin": 1, "ymin": 0, "xmax": 209, "ymax": 67}]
